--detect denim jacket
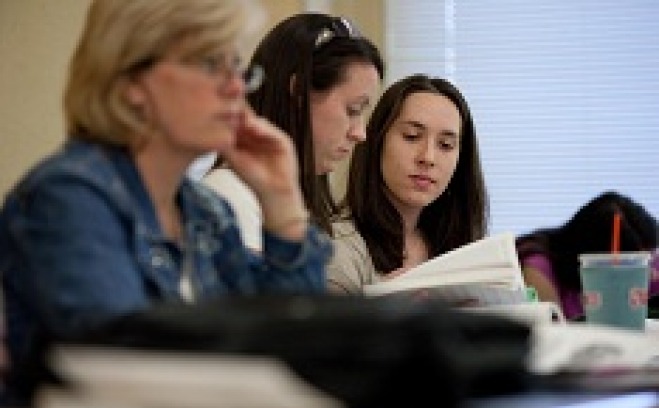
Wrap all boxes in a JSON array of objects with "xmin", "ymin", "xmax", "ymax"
[{"xmin": 0, "ymin": 139, "xmax": 333, "ymax": 366}]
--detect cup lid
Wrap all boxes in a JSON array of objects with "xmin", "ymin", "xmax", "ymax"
[{"xmin": 579, "ymin": 251, "xmax": 651, "ymax": 264}]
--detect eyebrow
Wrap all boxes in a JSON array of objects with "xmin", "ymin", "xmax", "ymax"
[
  {"xmin": 352, "ymin": 96, "xmax": 371, "ymax": 108},
  {"xmin": 400, "ymin": 120, "xmax": 425, "ymax": 130},
  {"xmin": 399, "ymin": 120, "xmax": 459, "ymax": 138}
]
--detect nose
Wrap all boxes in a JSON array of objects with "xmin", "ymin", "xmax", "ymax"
[
  {"xmin": 417, "ymin": 141, "xmax": 436, "ymax": 167},
  {"xmin": 221, "ymin": 71, "xmax": 246, "ymax": 97},
  {"xmin": 347, "ymin": 117, "xmax": 367, "ymax": 143}
]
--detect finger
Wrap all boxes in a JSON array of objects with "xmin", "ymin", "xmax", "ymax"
[{"xmin": 238, "ymin": 110, "xmax": 283, "ymax": 144}]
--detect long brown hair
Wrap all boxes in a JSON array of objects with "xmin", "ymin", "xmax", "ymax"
[
  {"xmin": 344, "ymin": 74, "xmax": 488, "ymax": 273},
  {"xmin": 212, "ymin": 13, "xmax": 384, "ymax": 233}
]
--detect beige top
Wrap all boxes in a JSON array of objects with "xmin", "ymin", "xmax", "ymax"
[{"xmin": 326, "ymin": 220, "xmax": 386, "ymax": 294}]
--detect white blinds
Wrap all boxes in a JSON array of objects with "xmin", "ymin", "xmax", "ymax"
[{"xmin": 385, "ymin": 0, "xmax": 659, "ymax": 235}]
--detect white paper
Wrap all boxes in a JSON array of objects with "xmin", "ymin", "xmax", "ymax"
[
  {"xmin": 36, "ymin": 346, "xmax": 344, "ymax": 408},
  {"xmin": 529, "ymin": 323, "xmax": 659, "ymax": 375},
  {"xmin": 463, "ymin": 301, "xmax": 566, "ymax": 325},
  {"xmin": 363, "ymin": 232, "xmax": 527, "ymax": 306}
]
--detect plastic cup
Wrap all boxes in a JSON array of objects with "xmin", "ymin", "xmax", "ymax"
[{"xmin": 579, "ymin": 252, "xmax": 651, "ymax": 331}]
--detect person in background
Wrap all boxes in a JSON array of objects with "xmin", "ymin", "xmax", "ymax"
[
  {"xmin": 516, "ymin": 191, "xmax": 658, "ymax": 320},
  {"xmin": 203, "ymin": 13, "xmax": 384, "ymax": 250},
  {"xmin": 0, "ymin": 0, "xmax": 332, "ymax": 402},
  {"xmin": 326, "ymin": 74, "xmax": 489, "ymax": 294}
]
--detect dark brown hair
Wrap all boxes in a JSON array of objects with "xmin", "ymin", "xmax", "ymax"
[
  {"xmin": 517, "ymin": 191, "xmax": 658, "ymax": 290},
  {"xmin": 212, "ymin": 13, "xmax": 384, "ymax": 233},
  {"xmin": 344, "ymin": 74, "xmax": 489, "ymax": 273}
]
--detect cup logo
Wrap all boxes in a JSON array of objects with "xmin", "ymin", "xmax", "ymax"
[
  {"xmin": 582, "ymin": 291, "xmax": 602, "ymax": 310},
  {"xmin": 629, "ymin": 287, "xmax": 648, "ymax": 308}
]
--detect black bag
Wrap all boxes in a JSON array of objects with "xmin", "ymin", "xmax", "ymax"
[{"xmin": 17, "ymin": 295, "xmax": 532, "ymax": 407}]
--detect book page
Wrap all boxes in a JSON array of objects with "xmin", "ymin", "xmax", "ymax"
[
  {"xmin": 362, "ymin": 233, "xmax": 527, "ymax": 306},
  {"xmin": 401, "ymin": 232, "xmax": 522, "ymax": 283},
  {"xmin": 463, "ymin": 301, "xmax": 566, "ymax": 325},
  {"xmin": 364, "ymin": 281, "xmax": 527, "ymax": 306},
  {"xmin": 363, "ymin": 267, "xmax": 517, "ymax": 296},
  {"xmin": 421, "ymin": 283, "xmax": 527, "ymax": 306}
]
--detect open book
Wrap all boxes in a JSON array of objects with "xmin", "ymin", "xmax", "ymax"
[{"xmin": 363, "ymin": 232, "xmax": 528, "ymax": 306}]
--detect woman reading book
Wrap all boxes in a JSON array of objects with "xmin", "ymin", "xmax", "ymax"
[
  {"xmin": 326, "ymin": 74, "xmax": 489, "ymax": 294},
  {"xmin": 516, "ymin": 191, "xmax": 658, "ymax": 320}
]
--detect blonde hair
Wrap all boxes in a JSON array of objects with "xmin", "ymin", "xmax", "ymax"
[{"xmin": 64, "ymin": 0, "xmax": 253, "ymax": 146}]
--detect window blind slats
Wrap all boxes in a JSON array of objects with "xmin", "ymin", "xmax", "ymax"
[{"xmin": 386, "ymin": 0, "xmax": 659, "ymax": 235}]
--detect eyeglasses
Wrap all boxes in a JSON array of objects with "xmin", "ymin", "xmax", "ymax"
[
  {"xmin": 188, "ymin": 53, "xmax": 264, "ymax": 93},
  {"xmin": 314, "ymin": 17, "xmax": 362, "ymax": 49},
  {"xmin": 128, "ymin": 52, "xmax": 264, "ymax": 93}
]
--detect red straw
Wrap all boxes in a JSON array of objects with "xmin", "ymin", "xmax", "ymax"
[{"xmin": 611, "ymin": 211, "xmax": 621, "ymax": 255}]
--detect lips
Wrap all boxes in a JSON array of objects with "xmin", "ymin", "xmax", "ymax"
[{"xmin": 409, "ymin": 174, "xmax": 435, "ymax": 190}]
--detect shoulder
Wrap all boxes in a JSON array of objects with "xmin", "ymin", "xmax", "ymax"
[
  {"xmin": 203, "ymin": 168, "xmax": 252, "ymax": 196},
  {"xmin": 326, "ymin": 219, "xmax": 379, "ymax": 294},
  {"xmin": 203, "ymin": 168, "xmax": 259, "ymax": 208},
  {"xmin": 521, "ymin": 252, "xmax": 554, "ymax": 275},
  {"xmin": 5, "ymin": 140, "xmax": 132, "ymax": 213},
  {"xmin": 12, "ymin": 140, "xmax": 115, "ymax": 190},
  {"xmin": 330, "ymin": 220, "xmax": 371, "ymax": 256},
  {"xmin": 0, "ymin": 141, "xmax": 141, "ymax": 252},
  {"xmin": 520, "ymin": 252, "xmax": 561, "ymax": 293},
  {"xmin": 330, "ymin": 219, "xmax": 360, "ymax": 238},
  {"xmin": 203, "ymin": 167, "xmax": 239, "ymax": 187}
]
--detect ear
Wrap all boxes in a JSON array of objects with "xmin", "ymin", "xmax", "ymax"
[{"xmin": 123, "ymin": 79, "xmax": 147, "ymax": 107}]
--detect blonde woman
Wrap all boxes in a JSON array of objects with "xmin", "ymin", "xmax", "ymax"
[{"xmin": 0, "ymin": 0, "xmax": 331, "ymax": 402}]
